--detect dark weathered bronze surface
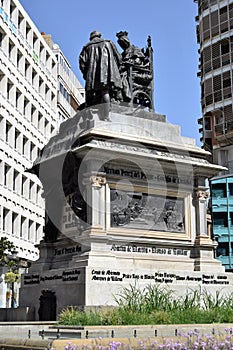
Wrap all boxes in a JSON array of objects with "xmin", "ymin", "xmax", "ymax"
[
  {"xmin": 79, "ymin": 31, "xmax": 122, "ymax": 120},
  {"xmin": 116, "ymin": 31, "xmax": 154, "ymax": 110},
  {"xmin": 79, "ymin": 31, "xmax": 154, "ymax": 115}
]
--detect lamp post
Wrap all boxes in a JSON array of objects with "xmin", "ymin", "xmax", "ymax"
[
  {"xmin": 10, "ymin": 249, "xmax": 18, "ymax": 309},
  {"xmin": 11, "ymin": 279, "xmax": 15, "ymax": 308}
]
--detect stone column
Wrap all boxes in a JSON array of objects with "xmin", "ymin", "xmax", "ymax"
[
  {"xmin": 195, "ymin": 189, "xmax": 209, "ymax": 236},
  {"xmin": 193, "ymin": 188, "xmax": 223, "ymax": 272},
  {"xmin": 84, "ymin": 173, "xmax": 106, "ymax": 230}
]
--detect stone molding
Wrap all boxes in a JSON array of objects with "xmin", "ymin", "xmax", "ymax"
[
  {"xmin": 90, "ymin": 175, "xmax": 106, "ymax": 188},
  {"xmin": 195, "ymin": 190, "xmax": 209, "ymax": 201}
]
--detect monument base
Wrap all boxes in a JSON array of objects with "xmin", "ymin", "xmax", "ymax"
[
  {"xmin": 19, "ymin": 106, "xmax": 229, "ymax": 320},
  {"xmin": 19, "ymin": 234, "xmax": 230, "ymax": 320}
]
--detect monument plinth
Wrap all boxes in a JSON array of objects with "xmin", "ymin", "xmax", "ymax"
[
  {"xmin": 19, "ymin": 105, "xmax": 230, "ymax": 320},
  {"xmin": 19, "ymin": 31, "xmax": 232, "ymax": 321}
]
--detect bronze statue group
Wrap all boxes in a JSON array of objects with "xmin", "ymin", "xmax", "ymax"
[{"xmin": 79, "ymin": 30, "xmax": 154, "ymax": 120}]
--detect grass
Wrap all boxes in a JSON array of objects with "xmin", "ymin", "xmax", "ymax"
[{"xmin": 57, "ymin": 284, "xmax": 233, "ymax": 326}]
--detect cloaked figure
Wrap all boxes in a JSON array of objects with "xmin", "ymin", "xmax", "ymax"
[{"xmin": 79, "ymin": 30, "xmax": 122, "ymax": 121}]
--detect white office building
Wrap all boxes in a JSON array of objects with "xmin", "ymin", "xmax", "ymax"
[{"xmin": 0, "ymin": 0, "xmax": 84, "ymax": 307}]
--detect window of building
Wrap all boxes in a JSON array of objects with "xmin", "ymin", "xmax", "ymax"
[
  {"xmin": 13, "ymin": 169, "xmax": 19, "ymax": 191},
  {"xmin": 205, "ymin": 116, "xmax": 211, "ymax": 130},
  {"xmin": 22, "ymin": 136, "xmax": 28, "ymax": 156},
  {"xmin": 202, "ymin": 15, "xmax": 210, "ymax": 40},
  {"xmin": 28, "ymin": 219, "xmax": 33, "ymax": 241},
  {"xmin": 223, "ymin": 72, "xmax": 232, "ymax": 99},
  {"xmin": 35, "ymin": 223, "xmax": 40, "ymax": 242},
  {"xmin": 31, "ymin": 104, "xmax": 37, "ymax": 125},
  {"xmin": 51, "ymin": 91, "xmax": 56, "ymax": 109},
  {"xmin": 29, "ymin": 180, "xmax": 33, "ymax": 200},
  {"xmin": 223, "ymin": 75, "xmax": 231, "ymax": 88},
  {"xmin": 26, "ymin": 23, "xmax": 32, "ymax": 47},
  {"xmin": 38, "ymin": 112, "xmax": 44, "ymax": 131},
  {"xmin": 9, "ymin": 40, "xmax": 15, "ymax": 63},
  {"xmin": 45, "ymin": 84, "xmax": 50, "ymax": 103},
  {"xmin": 14, "ymin": 128, "xmax": 20, "ymax": 151},
  {"xmin": 16, "ymin": 89, "xmax": 22, "ymax": 112},
  {"xmin": 5, "ymin": 121, "xmax": 14, "ymax": 146},
  {"xmin": 213, "ymin": 75, "xmax": 222, "ymax": 102},
  {"xmin": 10, "ymin": 1, "xmax": 16, "ymax": 20},
  {"xmin": 51, "ymin": 125, "xmax": 55, "ymax": 134},
  {"xmin": 12, "ymin": 212, "xmax": 18, "ymax": 237},
  {"xmin": 216, "ymin": 242, "xmax": 228, "ymax": 257},
  {"xmin": 29, "ymin": 142, "xmax": 36, "ymax": 161},
  {"xmin": 39, "ymin": 42, "xmax": 45, "ymax": 60},
  {"xmin": 229, "ymin": 183, "xmax": 233, "ymax": 196},
  {"xmin": 7, "ymin": 79, "xmax": 13, "ymax": 101},
  {"xmin": 45, "ymin": 51, "xmax": 50, "ymax": 66},
  {"xmin": 0, "ymin": 28, "xmax": 6, "ymax": 50},
  {"xmin": 25, "ymin": 59, "xmax": 31, "ymax": 82},
  {"xmin": 52, "ymin": 59, "xmax": 56, "ymax": 75},
  {"xmin": 59, "ymin": 82, "xmax": 70, "ymax": 102},
  {"xmin": 215, "ymin": 114, "xmax": 223, "ymax": 125},
  {"xmin": 220, "ymin": 6, "xmax": 227, "ymax": 15},
  {"xmin": 220, "ymin": 150, "xmax": 228, "ymax": 167},
  {"xmin": 23, "ymin": 97, "xmax": 30, "ymax": 117},
  {"xmin": 212, "ymin": 183, "xmax": 226, "ymax": 198},
  {"xmin": 5, "ymin": 121, "xmax": 12, "ymax": 143},
  {"xmin": 18, "ymin": 11, "xmax": 24, "ymax": 29},
  {"xmin": 3, "ymin": 208, "xmax": 10, "ymax": 233},
  {"xmin": 21, "ymin": 175, "xmax": 28, "ymax": 197},
  {"xmin": 222, "ymin": 24, "xmax": 229, "ymax": 35},
  {"xmin": 17, "ymin": 49, "xmax": 24, "ymax": 73},
  {"xmin": 44, "ymin": 119, "xmax": 50, "ymax": 137},
  {"xmin": 0, "ymin": 115, "xmax": 4, "ymax": 140},
  {"xmin": 211, "ymin": 10, "xmax": 219, "ymax": 37},
  {"xmin": 4, "ymin": 163, "xmax": 10, "ymax": 187},
  {"xmin": 32, "ymin": 68, "xmax": 37, "ymax": 89},
  {"xmin": 20, "ymin": 216, "xmax": 26, "ymax": 238},
  {"xmin": 33, "ymin": 33, "xmax": 38, "ymax": 51},
  {"xmin": 39, "ymin": 77, "xmax": 44, "ymax": 96},
  {"xmin": 59, "ymin": 112, "xmax": 66, "ymax": 123},
  {"xmin": 221, "ymin": 41, "xmax": 230, "ymax": 55},
  {"xmin": 213, "ymin": 211, "xmax": 228, "ymax": 227}
]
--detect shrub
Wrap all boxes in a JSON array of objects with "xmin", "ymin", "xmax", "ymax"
[{"xmin": 58, "ymin": 284, "xmax": 233, "ymax": 326}]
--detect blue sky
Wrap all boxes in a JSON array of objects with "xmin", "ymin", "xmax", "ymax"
[{"xmin": 20, "ymin": 0, "xmax": 201, "ymax": 146}]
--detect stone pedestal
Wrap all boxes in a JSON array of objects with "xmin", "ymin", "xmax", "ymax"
[{"xmin": 19, "ymin": 105, "xmax": 231, "ymax": 320}]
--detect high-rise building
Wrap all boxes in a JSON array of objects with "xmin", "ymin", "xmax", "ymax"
[
  {"xmin": 195, "ymin": 0, "xmax": 233, "ymax": 270},
  {"xmin": 0, "ymin": 0, "xmax": 84, "ymax": 307},
  {"xmin": 195, "ymin": 0, "xmax": 233, "ymax": 167}
]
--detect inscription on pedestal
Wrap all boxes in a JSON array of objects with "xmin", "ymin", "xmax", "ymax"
[
  {"xmin": 111, "ymin": 244, "xmax": 189, "ymax": 256},
  {"xmin": 23, "ymin": 269, "xmax": 81, "ymax": 285},
  {"xmin": 90, "ymin": 270, "xmax": 230, "ymax": 285}
]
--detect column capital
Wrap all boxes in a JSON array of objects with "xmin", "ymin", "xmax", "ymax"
[
  {"xmin": 83, "ymin": 175, "xmax": 106, "ymax": 188},
  {"xmin": 90, "ymin": 175, "xmax": 106, "ymax": 188},
  {"xmin": 195, "ymin": 190, "xmax": 209, "ymax": 201}
]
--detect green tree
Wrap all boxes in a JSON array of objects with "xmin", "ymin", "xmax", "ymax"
[{"xmin": 0, "ymin": 237, "xmax": 16, "ymax": 267}]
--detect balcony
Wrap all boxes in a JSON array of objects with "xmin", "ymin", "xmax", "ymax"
[{"xmin": 213, "ymin": 226, "xmax": 229, "ymax": 235}]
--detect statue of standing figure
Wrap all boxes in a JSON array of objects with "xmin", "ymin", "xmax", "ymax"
[{"xmin": 79, "ymin": 30, "xmax": 122, "ymax": 121}]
